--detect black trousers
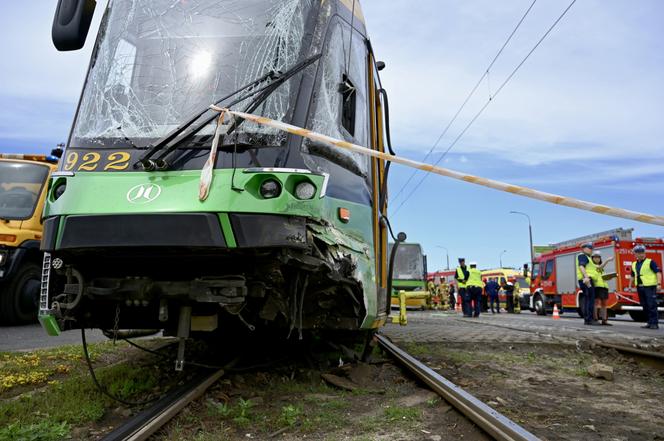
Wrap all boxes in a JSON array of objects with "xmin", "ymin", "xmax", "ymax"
[
  {"xmin": 506, "ymin": 294, "xmax": 514, "ymax": 313},
  {"xmin": 637, "ymin": 285, "xmax": 659, "ymax": 326}
]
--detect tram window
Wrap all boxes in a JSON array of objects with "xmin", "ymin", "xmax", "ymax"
[{"xmin": 340, "ymin": 74, "xmax": 357, "ymax": 136}]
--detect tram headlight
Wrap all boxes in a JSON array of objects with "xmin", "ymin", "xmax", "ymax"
[
  {"xmin": 259, "ymin": 179, "xmax": 281, "ymax": 199},
  {"xmin": 53, "ymin": 181, "xmax": 67, "ymax": 200},
  {"xmin": 294, "ymin": 181, "xmax": 316, "ymax": 200}
]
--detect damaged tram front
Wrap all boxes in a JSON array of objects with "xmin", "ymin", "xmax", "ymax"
[{"xmin": 41, "ymin": 0, "xmax": 392, "ymax": 347}]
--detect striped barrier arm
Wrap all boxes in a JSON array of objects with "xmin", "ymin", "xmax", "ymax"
[{"xmin": 212, "ymin": 106, "xmax": 664, "ymax": 227}]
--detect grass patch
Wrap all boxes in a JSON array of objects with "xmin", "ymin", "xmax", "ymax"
[
  {"xmin": 383, "ymin": 406, "xmax": 422, "ymax": 422},
  {"xmin": 0, "ymin": 420, "xmax": 69, "ymax": 441},
  {"xmin": 0, "ymin": 341, "xmax": 169, "ymax": 441},
  {"xmin": 0, "ymin": 341, "xmax": 124, "ymax": 395}
]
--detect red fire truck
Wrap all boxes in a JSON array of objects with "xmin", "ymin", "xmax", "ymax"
[{"xmin": 530, "ymin": 229, "xmax": 664, "ymax": 321}]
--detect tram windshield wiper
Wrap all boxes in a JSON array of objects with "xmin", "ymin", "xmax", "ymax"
[{"xmin": 136, "ymin": 53, "xmax": 322, "ymax": 171}]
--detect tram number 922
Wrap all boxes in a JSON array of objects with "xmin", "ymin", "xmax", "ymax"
[{"xmin": 62, "ymin": 151, "xmax": 132, "ymax": 172}]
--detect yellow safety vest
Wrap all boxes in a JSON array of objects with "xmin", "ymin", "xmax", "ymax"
[
  {"xmin": 593, "ymin": 267, "xmax": 608, "ymax": 289},
  {"xmin": 467, "ymin": 268, "xmax": 484, "ymax": 288},
  {"xmin": 632, "ymin": 258, "xmax": 658, "ymax": 287},
  {"xmin": 576, "ymin": 253, "xmax": 598, "ymax": 281},
  {"xmin": 456, "ymin": 266, "xmax": 468, "ymax": 289}
]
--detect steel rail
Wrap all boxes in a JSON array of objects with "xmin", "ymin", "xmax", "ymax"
[
  {"xmin": 376, "ymin": 334, "xmax": 540, "ymax": 441},
  {"xmin": 100, "ymin": 368, "xmax": 225, "ymax": 441},
  {"xmin": 596, "ymin": 342, "xmax": 664, "ymax": 362}
]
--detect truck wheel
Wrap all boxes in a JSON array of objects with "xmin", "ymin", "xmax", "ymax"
[
  {"xmin": 534, "ymin": 295, "xmax": 546, "ymax": 316},
  {"xmin": 628, "ymin": 311, "xmax": 648, "ymax": 322},
  {"xmin": 0, "ymin": 263, "xmax": 41, "ymax": 325}
]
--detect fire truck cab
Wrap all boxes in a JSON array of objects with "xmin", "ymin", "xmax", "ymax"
[{"xmin": 531, "ymin": 229, "xmax": 664, "ymax": 321}]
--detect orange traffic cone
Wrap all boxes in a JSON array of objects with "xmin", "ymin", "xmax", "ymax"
[{"xmin": 552, "ymin": 304, "xmax": 560, "ymax": 320}]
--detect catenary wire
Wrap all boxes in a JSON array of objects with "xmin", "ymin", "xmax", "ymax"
[
  {"xmin": 389, "ymin": 0, "xmax": 538, "ymax": 205},
  {"xmin": 390, "ymin": 0, "xmax": 577, "ymax": 216}
]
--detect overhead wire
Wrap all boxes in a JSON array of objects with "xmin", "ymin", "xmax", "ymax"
[
  {"xmin": 389, "ymin": 0, "xmax": 538, "ymax": 205},
  {"xmin": 390, "ymin": 0, "xmax": 578, "ymax": 216}
]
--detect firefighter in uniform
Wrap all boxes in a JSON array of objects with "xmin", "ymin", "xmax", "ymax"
[
  {"xmin": 513, "ymin": 280, "xmax": 521, "ymax": 313},
  {"xmin": 427, "ymin": 280, "xmax": 438, "ymax": 309},
  {"xmin": 467, "ymin": 262, "xmax": 485, "ymax": 318},
  {"xmin": 439, "ymin": 280, "xmax": 450, "ymax": 310},
  {"xmin": 576, "ymin": 242, "xmax": 598, "ymax": 325},
  {"xmin": 455, "ymin": 258, "xmax": 470, "ymax": 317},
  {"xmin": 630, "ymin": 245, "xmax": 662, "ymax": 329}
]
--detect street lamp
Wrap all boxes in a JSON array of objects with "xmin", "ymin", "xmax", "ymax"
[
  {"xmin": 510, "ymin": 211, "xmax": 534, "ymax": 276},
  {"xmin": 499, "ymin": 250, "xmax": 507, "ymax": 268},
  {"xmin": 436, "ymin": 245, "xmax": 450, "ymax": 270}
]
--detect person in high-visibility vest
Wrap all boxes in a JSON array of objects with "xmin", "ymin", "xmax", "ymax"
[
  {"xmin": 455, "ymin": 258, "xmax": 470, "ymax": 317},
  {"xmin": 576, "ymin": 242, "xmax": 599, "ymax": 325},
  {"xmin": 630, "ymin": 244, "xmax": 662, "ymax": 329},
  {"xmin": 466, "ymin": 262, "xmax": 485, "ymax": 318},
  {"xmin": 591, "ymin": 250, "xmax": 614, "ymax": 325}
]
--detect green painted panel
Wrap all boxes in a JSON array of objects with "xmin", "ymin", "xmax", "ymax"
[{"xmin": 218, "ymin": 213, "xmax": 237, "ymax": 248}]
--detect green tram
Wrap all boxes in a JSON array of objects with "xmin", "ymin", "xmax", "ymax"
[
  {"xmin": 387, "ymin": 243, "xmax": 428, "ymax": 309},
  {"xmin": 40, "ymin": 0, "xmax": 396, "ymax": 358}
]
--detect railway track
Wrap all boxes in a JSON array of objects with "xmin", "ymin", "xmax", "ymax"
[
  {"xmin": 376, "ymin": 334, "xmax": 540, "ymax": 441},
  {"xmin": 100, "ymin": 368, "xmax": 225, "ymax": 441}
]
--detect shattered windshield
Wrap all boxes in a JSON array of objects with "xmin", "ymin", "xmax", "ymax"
[
  {"xmin": 389, "ymin": 243, "xmax": 425, "ymax": 280},
  {"xmin": 71, "ymin": 0, "xmax": 312, "ymax": 149},
  {"xmin": 0, "ymin": 162, "xmax": 49, "ymax": 220}
]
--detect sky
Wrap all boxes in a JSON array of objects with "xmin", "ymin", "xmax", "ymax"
[{"xmin": 0, "ymin": 0, "xmax": 662, "ymax": 271}]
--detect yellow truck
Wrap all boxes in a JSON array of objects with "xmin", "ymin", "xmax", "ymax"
[{"xmin": 0, "ymin": 150, "xmax": 61, "ymax": 324}]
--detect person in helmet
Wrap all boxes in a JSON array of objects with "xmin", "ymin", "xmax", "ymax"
[
  {"xmin": 503, "ymin": 281, "xmax": 515, "ymax": 313},
  {"xmin": 629, "ymin": 245, "xmax": 662, "ymax": 329},
  {"xmin": 591, "ymin": 250, "xmax": 614, "ymax": 325},
  {"xmin": 576, "ymin": 242, "xmax": 598, "ymax": 325}
]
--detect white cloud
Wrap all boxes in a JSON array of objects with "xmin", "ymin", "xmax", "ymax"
[{"xmin": 364, "ymin": 0, "xmax": 664, "ymax": 166}]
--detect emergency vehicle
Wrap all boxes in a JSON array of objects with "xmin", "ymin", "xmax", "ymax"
[
  {"xmin": 481, "ymin": 268, "xmax": 530, "ymax": 311},
  {"xmin": 0, "ymin": 150, "xmax": 61, "ymax": 324},
  {"xmin": 530, "ymin": 228, "xmax": 664, "ymax": 320}
]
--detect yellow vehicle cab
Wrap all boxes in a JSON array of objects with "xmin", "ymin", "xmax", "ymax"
[{"xmin": 0, "ymin": 150, "xmax": 61, "ymax": 324}]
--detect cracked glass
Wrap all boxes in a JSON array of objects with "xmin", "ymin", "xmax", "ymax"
[{"xmin": 71, "ymin": 0, "xmax": 312, "ymax": 152}]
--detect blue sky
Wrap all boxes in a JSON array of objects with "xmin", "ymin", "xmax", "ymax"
[{"xmin": 0, "ymin": 1, "xmax": 662, "ymax": 270}]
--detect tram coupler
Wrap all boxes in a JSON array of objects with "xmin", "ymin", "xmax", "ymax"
[
  {"xmin": 391, "ymin": 291, "xmax": 430, "ymax": 326},
  {"xmin": 175, "ymin": 306, "xmax": 192, "ymax": 371}
]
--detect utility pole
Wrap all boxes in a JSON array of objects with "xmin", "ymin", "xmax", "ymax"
[
  {"xmin": 510, "ymin": 211, "xmax": 534, "ymax": 276},
  {"xmin": 436, "ymin": 245, "xmax": 450, "ymax": 270},
  {"xmin": 500, "ymin": 249, "xmax": 507, "ymax": 268}
]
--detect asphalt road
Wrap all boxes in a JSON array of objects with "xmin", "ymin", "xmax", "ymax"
[
  {"xmin": 0, "ymin": 324, "xmax": 106, "ymax": 352},
  {"xmin": 1, "ymin": 310, "xmax": 661, "ymax": 352},
  {"xmin": 503, "ymin": 309, "xmax": 662, "ymax": 339}
]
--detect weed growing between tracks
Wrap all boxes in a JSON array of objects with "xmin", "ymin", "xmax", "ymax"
[
  {"xmin": 156, "ymin": 352, "xmax": 489, "ymax": 441},
  {"xmin": 0, "ymin": 339, "xmax": 185, "ymax": 441}
]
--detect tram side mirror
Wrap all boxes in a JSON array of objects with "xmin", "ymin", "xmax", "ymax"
[
  {"xmin": 52, "ymin": 0, "xmax": 97, "ymax": 51},
  {"xmin": 397, "ymin": 232, "xmax": 407, "ymax": 242},
  {"xmin": 376, "ymin": 61, "xmax": 386, "ymax": 71}
]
